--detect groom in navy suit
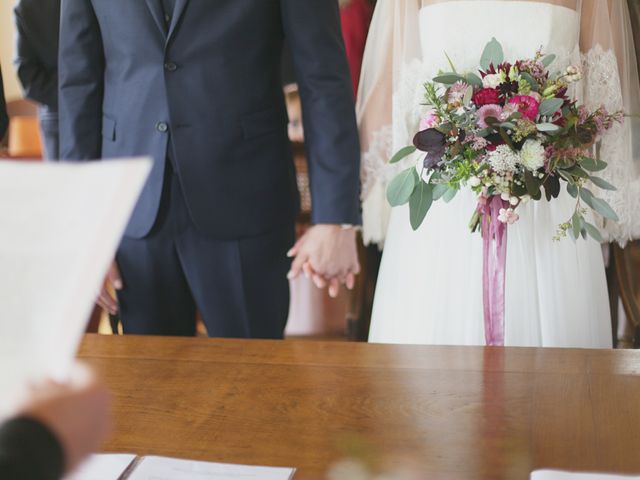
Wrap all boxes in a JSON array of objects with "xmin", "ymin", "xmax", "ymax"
[{"xmin": 59, "ymin": 0, "xmax": 361, "ymax": 338}]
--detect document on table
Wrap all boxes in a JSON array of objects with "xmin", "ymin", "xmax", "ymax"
[
  {"xmin": 65, "ymin": 454, "xmax": 296, "ymax": 480},
  {"xmin": 0, "ymin": 158, "xmax": 151, "ymax": 418},
  {"xmin": 66, "ymin": 454, "xmax": 137, "ymax": 480},
  {"xmin": 532, "ymin": 471, "xmax": 640, "ymax": 479}
]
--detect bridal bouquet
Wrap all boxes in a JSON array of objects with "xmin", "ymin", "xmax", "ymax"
[{"xmin": 387, "ymin": 38, "xmax": 624, "ymax": 345}]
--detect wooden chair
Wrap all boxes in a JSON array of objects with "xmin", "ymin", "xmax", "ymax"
[
  {"xmin": 608, "ymin": 241, "xmax": 640, "ymax": 348},
  {"xmin": 1, "ymin": 99, "xmax": 42, "ymax": 160}
]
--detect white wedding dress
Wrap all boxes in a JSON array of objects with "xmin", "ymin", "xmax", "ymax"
[{"xmin": 358, "ymin": 0, "xmax": 640, "ymax": 347}]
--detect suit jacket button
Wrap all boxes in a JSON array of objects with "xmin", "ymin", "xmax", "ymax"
[
  {"xmin": 164, "ymin": 62, "xmax": 178, "ymax": 72},
  {"xmin": 156, "ymin": 122, "xmax": 168, "ymax": 133}
]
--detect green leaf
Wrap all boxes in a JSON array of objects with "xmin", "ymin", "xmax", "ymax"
[
  {"xmin": 520, "ymin": 72, "xmax": 539, "ymax": 91},
  {"xmin": 442, "ymin": 188, "xmax": 458, "ymax": 203},
  {"xmin": 525, "ymin": 170, "xmax": 541, "ymax": 198},
  {"xmin": 432, "ymin": 183, "xmax": 449, "ymax": 201},
  {"xmin": 539, "ymin": 98, "xmax": 564, "ymax": 117},
  {"xmin": 584, "ymin": 222, "xmax": 604, "ymax": 242},
  {"xmin": 572, "ymin": 211, "xmax": 582, "ymax": 240},
  {"xmin": 480, "ymin": 37, "xmax": 504, "ymax": 70},
  {"xmin": 579, "ymin": 187, "xmax": 595, "ymax": 208},
  {"xmin": 544, "ymin": 175, "xmax": 561, "ymax": 200},
  {"xmin": 500, "ymin": 121, "xmax": 517, "ymax": 130},
  {"xmin": 541, "ymin": 54, "xmax": 556, "ymax": 67},
  {"xmin": 387, "ymin": 167, "xmax": 418, "ymax": 207},
  {"xmin": 589, "ymin": 176, "xmax": 617, "ymax": 191},
  {"xmin": 390, "ymin": 145, "xmax": 417, "ymax": 164},
  {"xmin": 580, "ymin": 156, "xmax": 598, "ymax": 171},
  {"xmin": 409, "ymin": 181, "xmax": 434, "ymax": 230},
  {"xmin": 567, "ymin": 183, "xmax": 578, "ymax": 198},
  {"xmin": 591, "ymin": 197, "xmax": 619, "ymax": 221},
  {"xmin": 433, "ymin": 73, "xmax": 466, "ymax": 85},
  {"xmin": 444, "ymin": 52, "xmax": 458, "ymax": 73},
  {"xmin": 463, "ymin": 85, "xmax": 474, "ymax": 106},
  {"xmin": 465, "ymin": 72, "xmax": 483, "ymax": 87},
  {"xmin": 565, "ymin": 166, "xmax": 590, "ymax": 179},
  {"xmin": 536, "ymin": 122, "xmax": 561, "ymax": 132}
]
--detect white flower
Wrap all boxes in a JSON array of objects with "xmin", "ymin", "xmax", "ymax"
[
  {"xmin": 498, "ymin": 208, "xmax": 520, "ymax": 224},
  {"xmin": 469, "ymin": 176, "xmax": 481, "ymax": 187},
  {"xmin": 509, "ymin": 196, "xmax": 519, "ymax": 206},
  {"xmin": 519, "ymin": 139, "xmax": 546, "ymax": 171},
  {"xmin": 487, "ymin": 145, "xmax": 520, "ymax": 174},
  {"xmin": 483, "ymin": 73, "xmax": 502, "ymax": 88},
  {"xmin": 500, "ymin": 192, "xmax": 510, "ymax": 201}
]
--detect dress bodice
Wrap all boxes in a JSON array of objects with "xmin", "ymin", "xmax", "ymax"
[{"xmin": 418, "ymin": 1, "xmax": 580, "ymax": 71}]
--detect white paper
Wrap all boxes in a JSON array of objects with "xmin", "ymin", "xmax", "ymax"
[
  {"xmin": 65, "ymin": 454, "xmax": 137, "ymax": 480},
  {"xmin": 127, "ymin": 456, "xmax": 295, "ymax": 480},
  {"xmin": 532, "ymin": 470, "xmax": 640, "ymax": 479},
  {"xmin": 0, "ymin": 158, "xmax": 151, "ymax": 418}
]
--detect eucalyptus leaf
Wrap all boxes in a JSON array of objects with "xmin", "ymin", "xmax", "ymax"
[
  {"xmin": 579, "ymin": 187, "xmax": 595, "ymax": 208},
  {"xmin": 444, "ymin": 52, "xmax": 458, "ymax": 73},
  {"xmin": 520, "ymin": 72, "xmax": 539, "ymax": 91},
  {"xmin": 584, "ymin": 222, "xmax": 604, "ymax": 243},
  {"xmin": 500, "ymin": 121, "xmax": 516, "ymax": 130},
  {"xmin": 387, "ymin": 167, "xmax": 418, "ymax": 207},
  {"xmin": 390, "ymin": 145, "xmax": 417, "ymax": 164},
  {"xmin": 463, "ymin": 85, "xmax": 474, "ymax": 106},
  {"xmin": 480, "ymin": 37, "xmax": 504, "ymax": 70},
  {"xmin": 465, "ymin": 72, "xmax": 483, "ymax": 87},
  {"xmin": 442, "ymin": 188, "xmax": 458, "ymax": 203},
  {"xmin": 589, "ymin": 176, "xmax": 617, "ymax": 191},
  {"xmin": 541, "ymin": 54, "xmax": 556, "ymax": 67},
  {"xmin": 524, "ymin": 170, "xmax": 541, "ymax": 198},
  {"xmin": 433, "ymin": 73, "xmax": 466, "ymax": 85},
  {"xmin": 432, "ymin": 183, "xmax": 449, "ymax": 201},
  {"xmin": 539, "ymin": 98, "xmax": 564, "ymax": 117},
  {"xmin": 409, "ymin": 181, "xmax": 434, "ymax": 230},
  {"xmin": 580, "ymin": 156, "xmax": 598, "ymax": 171},
  {"xmin": 567, "ymin": 183, "xmax": 578, "ymax": 198},
  {"xmin": 536, "ymin": 122, "xmax": 561, "ymax": 132},
  {"xmin": 591, "ymin": 197, "xmax": 619, "ymax": 221},
  {"xmin": 571, "ymin": 211, "xmax": 582, "ymax": 240}
]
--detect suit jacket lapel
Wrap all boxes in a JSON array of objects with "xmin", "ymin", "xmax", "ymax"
[
  {"xmin": 145, "ymin": 0, "xmax": 167, "ymax": 38},
  {"xmin": 167, "ymin": 0, "xmax": 190, "ymax": 43}
]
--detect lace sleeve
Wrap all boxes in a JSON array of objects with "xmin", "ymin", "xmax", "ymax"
[
  {"xmin": 356, "ymin": 0, "xmax": 422, "ymax": 247},
  {"xmin": 580, "ymin": 0, "xmax": 640, "ymax": 245}
]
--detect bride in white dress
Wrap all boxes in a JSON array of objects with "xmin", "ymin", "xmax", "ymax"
[{"xmin": 358, "ymin": 0, "xmax": 640, "ymax": 347}]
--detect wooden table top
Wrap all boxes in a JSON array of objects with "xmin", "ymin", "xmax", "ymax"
[{"xmin": 78, "ymin": 334, "xmax": 640, "ymax": 480}]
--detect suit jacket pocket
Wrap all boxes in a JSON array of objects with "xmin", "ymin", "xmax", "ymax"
[
  {"xmin": 241, "ymin": 107, "xmax": 287, "ymax": 140},
  {"xmin": 102, "ymin": 115, "xmax": 116, "ymax": 141}
]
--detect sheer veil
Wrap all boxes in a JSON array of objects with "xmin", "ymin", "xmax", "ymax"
[{"xmin": 357, "ymin": 0, "xmax": 640, "ymax": 247}]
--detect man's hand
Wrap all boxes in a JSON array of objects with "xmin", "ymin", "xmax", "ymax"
[
  {"xmin": 287, "ymin": 225, "xmax": 360, "ymax": 298},
  {"xmin": 21, "ymin": 365, "xmax": 112, "ymax": 474},
  {"xmin": 97, "ymin": 261, "xmax": 122, "ymax": 315}
]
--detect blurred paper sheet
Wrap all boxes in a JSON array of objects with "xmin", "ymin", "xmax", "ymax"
[
  {"xmin": 0, "ymin": 158, "xmax": 151, "ymax": 418},
  {"xmin": 128, "ymin": 456, "xmax": 296, "ymax": 480},
  {"xmin": 532, "ymin": 471, "xmax": 640, "ymax": 479}
]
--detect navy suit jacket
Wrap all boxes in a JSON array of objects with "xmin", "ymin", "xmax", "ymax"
[
  {"xmin": 14, "ymin": 0, "xmax": 60, "ymax": 112},
  {"xmin": 59, "ymin": 0, "xmax": 361, "ymax": 239},
  {"xmin": 0, "ymin": 67, "xmax": 8, "ymax": 140}
]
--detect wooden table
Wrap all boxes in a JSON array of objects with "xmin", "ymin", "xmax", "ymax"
[{"xmin": 78, "ymin": 334, "xmax": 640, "ymax": 479}]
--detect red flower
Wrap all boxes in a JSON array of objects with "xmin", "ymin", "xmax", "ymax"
[
  {"xmin": 507, "ymin": 95, "xmax": 540, "ymax": 121},
  {"xmin": 472, "ymin": 88, "xmax": 500, "ymax": 107}
]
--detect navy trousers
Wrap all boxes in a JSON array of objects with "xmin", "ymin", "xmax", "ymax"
[
  {"xmin": 116, "ymin": 164, "xmax": 294, "ymax": 338},
  {"xmin": 38, "ymin": 108, "xmax": 59, "ymax": 161}
]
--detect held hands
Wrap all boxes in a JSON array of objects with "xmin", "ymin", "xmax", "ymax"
[
  {"xmin": 97, "ymin": 261, "xmax": 122, "ymax": 315},
  {"xmin": 287, "ymin": 225, "xmax": 360, "ymax": 298}
]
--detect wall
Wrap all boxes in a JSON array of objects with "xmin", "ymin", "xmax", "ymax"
[{"xmin": 0, "ymin": 0, "xmax": 21, "ymax": 101}]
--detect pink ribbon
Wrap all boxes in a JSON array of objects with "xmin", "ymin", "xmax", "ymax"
[{"xmin": 479, "ymin": 196, "xmax": 508, "ymax": 346}]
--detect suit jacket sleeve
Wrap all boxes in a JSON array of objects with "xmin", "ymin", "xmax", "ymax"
[
  {"xmin": 280, "ymin": 0, "xmax": 362, "ymax": 225},
  {"xmin": 0, "ymin": 417, "xmax": 65, "ymax": 480},
  {"xmin": 0, "ymin": 68, "xmax": 8, "ymax": 140},
  {"xmin": 58, "ymin": 0, "xmax": 105, "ymax": 160},
  {"xmin": 14, "ymin": 7, "xmax": 59, "ymax": 110}
]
